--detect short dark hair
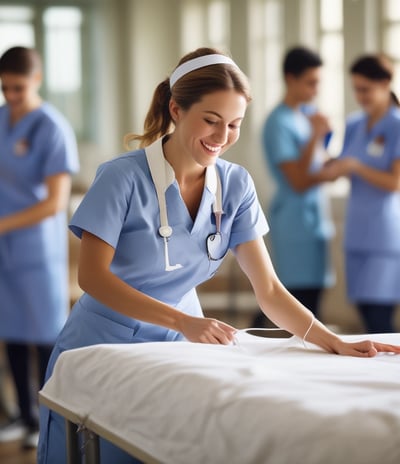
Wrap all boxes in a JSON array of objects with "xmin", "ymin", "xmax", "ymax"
[
  {"xmin": 283, "ymin": 46, "xmax": 322, "ymax": 77},
  {"xmin": 0, "ymin": 46, "xmax": 42, "ymax": 75}
]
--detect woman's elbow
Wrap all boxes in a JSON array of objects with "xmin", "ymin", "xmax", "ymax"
[{"xmin": 77, "ymin": 266, "xmax": 97, "ymax": 294}]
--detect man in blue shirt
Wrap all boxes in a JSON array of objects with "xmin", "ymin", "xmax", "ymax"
[{"xmin": 253, "ymin": 46, "xmax": 338, "ymax": 326}]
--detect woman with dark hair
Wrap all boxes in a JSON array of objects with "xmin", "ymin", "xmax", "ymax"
[
  {"xmin": 38, "ymin": 47, "xmax": 399, "ymax": 464},
  {"xmin": 333, "ymin": 53, "xmax": 400, "ymax": 333},
  {"xmin": 0, "ymin": 46, "xmax": 79, "ymax": 447}
]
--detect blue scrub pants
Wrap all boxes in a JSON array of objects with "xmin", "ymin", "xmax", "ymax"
[
  {"xmin": 357, "ymin": 303, "xmax": 396, "ymax": 333},
  {"xmin": 6, "ymin": 343, "xmax": 52, "ymax": 429}
]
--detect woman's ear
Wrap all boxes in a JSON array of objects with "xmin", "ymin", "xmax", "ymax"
[
  {"xmin": 169, "ymin": 98, "xmax": 181, "ymax": 123},
  {"xmin": 31, "ymin": 71, "xmax": 43, "ymax": 91}
]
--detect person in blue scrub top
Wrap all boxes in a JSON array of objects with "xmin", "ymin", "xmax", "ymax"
[
  {"xmin": 0, "ymin": 47, "xmax": 79, "ymax": 448},
  {"xmin": 331, "ymin": 54, "xmax": 400, "ymax": 333},
  {"xmin": 38, "ymin": 47, "xmax": 400, "ymax": 464},
  {"xmin": 253, "ymin": 46, "xmax": 338, "ymax": 328}
]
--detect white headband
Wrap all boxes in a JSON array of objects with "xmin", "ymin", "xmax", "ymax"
[{"xmin": 169, "ymin": 54, "xmax": 239, "ymax": 89}]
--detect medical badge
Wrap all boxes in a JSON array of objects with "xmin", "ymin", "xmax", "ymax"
[{"xmin": 367, "ymin": 135, "xmax": 385, "ymax": 157}]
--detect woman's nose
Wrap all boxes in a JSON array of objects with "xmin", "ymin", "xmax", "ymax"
[{"xmin": 213, "ymin": 124, "xmax": 228, "ymax": 144}]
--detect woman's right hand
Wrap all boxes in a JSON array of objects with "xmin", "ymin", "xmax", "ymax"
[
  {"xmin": 178, "ymin": 315, "xmax": 237, "ymax": 345},
  {"xmin": 309, "ymin": 113, "xmax": 331, "ymax": 138},
  {"xmin": 322, "ymin": 157, "xmax": 360, "ymax": 180}
]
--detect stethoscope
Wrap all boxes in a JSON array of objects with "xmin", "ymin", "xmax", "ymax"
[{"xmin": 145, "ymin": 138, "xmax": 223, "ymax": 272}]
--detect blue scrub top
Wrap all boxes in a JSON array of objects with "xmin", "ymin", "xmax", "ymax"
[
  {"xmin": 0, "ymin": 102, "xmax": 79, "ymax": 343},
  {"xmin": 69, "ymin": 137, "xmax": 269, "ymax": 323},
  {"xmin": 262, "ymin": 103, "xmax": 334, "ymax": 288},
  {"xmin": 340, "ymin": 106, "xmax": 400, "ymax": 253}
]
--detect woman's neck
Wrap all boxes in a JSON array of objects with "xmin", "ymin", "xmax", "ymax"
[
  {"xmin": 9, "ymin": 96, "xmax": 42, "ymax": 125},
  {"xmin": 283, "ymin": 92, "xmax": 302, "ymax": 110},
  {"xmin": 367, "ymin": 99, "xmax": 391, "ymax": 129},
  {"xmin": 163, "ymin": 135, "xmax": 206, "ymax": 187}
]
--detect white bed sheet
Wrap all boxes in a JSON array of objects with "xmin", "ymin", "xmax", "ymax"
[{"xmin": 40, "ymin": 333, "xmax": 400, "ymax": 464}]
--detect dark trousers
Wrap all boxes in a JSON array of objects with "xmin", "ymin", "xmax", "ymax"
[
  {"xmin": 5, "ymin": 343, "xmax": 53, "ymax": 428},
  {"xmin": 357, "ymin": 303, "xmax": 396, "ymax": 334},
  {"xmin": 251, "ymin": 287, "xmax": 323, "ymax": 327}
]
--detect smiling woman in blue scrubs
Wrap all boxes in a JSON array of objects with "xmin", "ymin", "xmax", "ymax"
[
  {"xmin": 0, "ymin": 47, "xmax": 79, "ymax": 447},
  {"xmin": 333, "ymin": 54, "xmax": 400, "ymax": 333},
  {"xmin": 38, "ymin": 47, "xmax": 400, "ymax": 464}
]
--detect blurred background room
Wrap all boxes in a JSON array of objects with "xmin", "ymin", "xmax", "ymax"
[{"xmin": 0, "ymin": 0, "xmax": 400, "ymax": 461}]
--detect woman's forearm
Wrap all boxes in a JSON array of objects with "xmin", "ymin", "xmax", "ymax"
[
  {"xmin": 235, "ymin": 238, "xmax": 341, "ymax": 353},
  {"xmin": 0, "ymin": 173, "xmax": 71, "ymax": 234},
  {"xmin": 256, "ymin": 282, "xmax": 340, "ymax": 352},
  {"xmin": 354, "ymin": 161, "xmax": 400, "ymax": 191},
  {"xmin": 78, "ymin": 265, "xmax": 185, "ymax": 332}
]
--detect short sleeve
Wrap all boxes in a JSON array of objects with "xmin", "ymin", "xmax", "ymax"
[
  {"xmin": 39, "ymin": 118, "xmax": 79, "ymax": 177},
  {"xmin": 263, "ymin": 115, "xmax": 299, "ymax": 164},
  {"xmin": 69, "ymin": 160, "xmax": 133, "ymax": 248},
  {"xmin": 228, "ymin": 169, "xmax": 269, "ymax": 250}
]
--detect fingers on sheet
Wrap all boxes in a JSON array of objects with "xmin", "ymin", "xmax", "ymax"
[{"xmin": 373, "ymin": 342, "xmax": 400, "ymax": 354}]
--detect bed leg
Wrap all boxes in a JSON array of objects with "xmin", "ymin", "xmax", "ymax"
[
  {"xmin": 82, "ymin": 428, "xmax": 100, "ymax": 464},
  {"xmin": 65, "ymin": 419, "xmax": 81, "ymax": 464}
]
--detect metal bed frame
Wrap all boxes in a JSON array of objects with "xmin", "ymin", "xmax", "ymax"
[{"xmin": 39, "ymin": 392, "xmax": 161, "ymax": 464}]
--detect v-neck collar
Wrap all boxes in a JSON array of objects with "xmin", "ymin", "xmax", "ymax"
[
  {"xmin": 365, "ymin": 105, "xmax": 396, "ymax": 137},
  {"xmin": 4, "ymin": 103, "xmax": 44, "ymax": 134}
]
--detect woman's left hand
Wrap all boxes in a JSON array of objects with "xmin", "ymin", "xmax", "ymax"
[{"xmin": 333, "ymin": 338, "xmax": 400, "ymax": 357}]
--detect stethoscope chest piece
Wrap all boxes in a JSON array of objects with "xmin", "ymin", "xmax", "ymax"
[{"xmin": 159, "ymin": 225, "xmax": 172, "ymax": 238}]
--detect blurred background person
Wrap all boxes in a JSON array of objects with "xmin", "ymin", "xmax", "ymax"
[
  {"xmin": 0, "ymin": 46, "xmax": 79, "ymax": 448},
  {"xmin": 252, "ymin": 46, "xmax": 338, "ymax": 327},
  {"xmin": 333, "ymin": 54, "xmax": 400, "ymax": 333}
]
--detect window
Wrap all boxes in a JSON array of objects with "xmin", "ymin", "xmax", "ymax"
[
  {"xmin": 318, "ymin": 0, "xmax": 344, "ymax": 157},
  {"xmin": 0, "ymin": 5, "xmax": 35, "ymax": 105},
  {"xmin": 43, "ymin": 7, "xmax": 85, "ymax": 137},
  {"xmin": 181, "ymin": 0, "xmax": 230, "ymax": 53},
  {"xmin": 0, "ymin": 6, "xmax": 34, "ymax": 54},
  {"xmin": 382, "ymin": 0, "xmax": 400, "ymax": 96},
  {"xmin": 249, "ymin": 0, "xmax": 284, "ymax": 127},
  {"xmin": 0, "ymin": 2, "xmax": 93, "ymax": 141}
]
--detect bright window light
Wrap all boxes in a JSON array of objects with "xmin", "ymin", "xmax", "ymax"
[
  {"xmin": 44, "ymin": 7, "xmax": 82, "ymax": 93},
  {"xmin": 320, "ymin": 0, "xmax": 343, "ymax": 31},
  {"xmin": 384, "ymin": 25, "xmax": 400, "ymax": 60},
  {"xmin": 384, "ymin": 0, "xmax": 400, "ymax": 20},
  {"xmin": 208, "ymin": 1, "xmax": 229, "ymax": 48}
]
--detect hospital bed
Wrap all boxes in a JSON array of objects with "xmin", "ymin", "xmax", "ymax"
[{"xmin": 39, "ymin": 332, "xmax": 400, "ymax": 464}]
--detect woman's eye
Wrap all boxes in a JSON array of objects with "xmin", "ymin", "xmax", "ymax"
[{"xmin": 205, "ymin": 119, "xmax": 218, "ymax": 125}]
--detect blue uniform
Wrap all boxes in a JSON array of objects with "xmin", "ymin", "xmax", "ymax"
[
  {"xmin": 340, "ymin": 106, "xmax": 400, "ymax": 302},
  {"xmin": 263, "ymin": 103, "xmax": 334, "ymax": 289},
  {"xmin": 38, "ymin": 137, "xmax": 269, "ymax": 463},
  {"xmin": 0, "ymin": 102, "xmax": 79, "ymax": 343}
]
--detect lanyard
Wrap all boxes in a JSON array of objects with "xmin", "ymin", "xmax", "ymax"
[{"xmin": 145, "ymin": 138, "xmax": 223, "ymax": 272}]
